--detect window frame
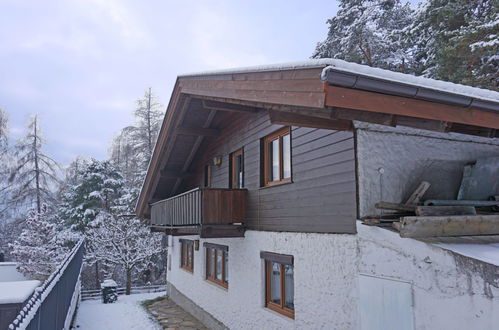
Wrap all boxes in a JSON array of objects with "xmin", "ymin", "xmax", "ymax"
[
  {"xmin": 180, "ymin": 239, "xmax": 194, "ymax": 273},
  {"xmin": 262, "ymin": 127, "xmax": 292, "ymax": 187},
  {"xmin": 204, "ymin": 243, "xmax": 228, "ymax": 288},
  {"xmin": 261, "ymin": 251, "xmax": 295, "ymax": 319},
  {"xmin": 230, "ymin": 148, "xmax": 244, "ymax": 189}
]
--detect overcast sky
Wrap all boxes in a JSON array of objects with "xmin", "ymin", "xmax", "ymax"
[{"xmin": 1, "ymin": 0, "xmax": 340, "ymax": 165}]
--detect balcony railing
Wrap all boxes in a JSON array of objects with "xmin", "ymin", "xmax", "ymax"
[{"xmin": 150, "ymin": 188, "xmax": 247, "ymax": 227}]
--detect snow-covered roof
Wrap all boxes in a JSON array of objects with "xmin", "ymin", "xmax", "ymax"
[
  {"xmin": 178, "ymin": 58, "xmax": 334, "ymax": 78},
  {"xmin": 179, "ymin": 58, "xmax": 499, "ymax": 107},
  {"xmin": 0, "ymin": 280, "xmax": 41, "ymax": 304},
  {"xmin": 322, "ymin": 59, "xmax": 499, "ymax": 104}
]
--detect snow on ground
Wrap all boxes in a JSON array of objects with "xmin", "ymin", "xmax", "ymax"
[
  {"xmin": 0, "ymin": 262, "xmax": 28, "ymax": 282},
  {"xmin": 74, "ymin": 291, "xmax": 165, "ymax": 330},
  {"xmin": 436, "ymin": 243, "xmax": 499, "ymax": 266}
]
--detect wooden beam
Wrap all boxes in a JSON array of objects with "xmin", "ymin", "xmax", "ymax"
[
  {"xmin": 176, "ymin": 127, "xmax": 219, "ymax": 136},
  {"xmin": 159, "ymin": 170, "xmax": 194, "ymax": 179},
  {"xmin": 325, "ymin": 86, "xmax": 499, "ymax": 130},
  {"xmin": 330, "ymin": 107, "xmax": 395, "ymax": 126},
  {"xmin": 202, "ymin": 99, "xmax": 260, "ymax": 113},
  {"xmin": 165, "ymin": 227, "xmax": 200, "ymax": 236},
  {"xmin": 200, "ymin": 224, "xmax": 245, "ymax": 238},
  {"xmin": 375, "ymin": 202, "xmax": 416, "ymax": 212},
  {"xmin": 415, "ymin": 206, "xmax": 476, "ymax": 217},
  {"xmin": 269, "ymin": 110, "xmax": 352, "ymax": 131},
  {"xmin": 405, "ymin": 181, "xmax": 431, "ymax": 205},
  {"xmin": 398, "ymin": 215, "xmax": 499, "ymax": 238},
  {"xmin": 171, "ymin": 109, "xmax": 217, "ymax": 195}
]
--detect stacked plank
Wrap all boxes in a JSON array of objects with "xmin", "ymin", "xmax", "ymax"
[{"xmin": 361, "ymin": 182, "xmax": 499, "ymax": 238}]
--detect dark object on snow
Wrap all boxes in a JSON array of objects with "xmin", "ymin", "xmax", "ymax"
[{"xmin": 101, "ymin": 279, "xmax": 118, "ymax": 304}]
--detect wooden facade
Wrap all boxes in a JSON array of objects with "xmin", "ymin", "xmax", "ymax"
[
  {"xmin": 137, "ymin": 61, "xmax": 499, "ymax": 236},
  {"xmin": 181, "ymin": 111, "xmax": 357, "ymax": 233},
  {"xmin": 150, "ymin": 188, "xmax": 246, "ymax": 227}
]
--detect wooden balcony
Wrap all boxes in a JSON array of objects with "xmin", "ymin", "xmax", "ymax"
[{"xmin": 149, "ymin": 188, "xmax": 247, "ymax": 238}]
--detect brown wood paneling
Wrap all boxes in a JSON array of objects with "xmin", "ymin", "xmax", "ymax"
[
  {"xmin": 326, "ymin": 85, "xmax": 499, "ymax": 130},
  {"xmin": 186, "ymin": 110, "xmax": 357, "ymax": 234}
]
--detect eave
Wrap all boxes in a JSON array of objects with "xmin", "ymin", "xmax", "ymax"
[{"xmin": 136, "ymin": 60, "xmax": 499, "ymax": 219}]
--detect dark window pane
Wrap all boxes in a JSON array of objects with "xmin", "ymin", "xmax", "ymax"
[
  {"xmin": 271, "ymin": 139, "xmax": 280, "ymax": 181},
  {"xmin": 270, "ymin": 262, "xmax": 281, "ymax": 305},
  {"xmin": 187, "ymin": 245, "xmax": 193, "ymax": 268},
  {"xmin": 282, "ymin": 134, "xmax": 291, "ymax": 179},
  {"xmin": 224, "ymin": 251, "xmax": 228, "ymax": 283},
  {"xmin": 216, "ymin": 250, "xmax": 222, "ymax": 280},
  {"xmin": 236, "ymin": 154, "xmax": 243, "ymax": 188},
  {"xmin": 210, "ymin": 248, "xmax": 215, "ymax": 277},
  {"xmin": 204, "ymin": 165, "xmax": 212, "ymax": 187},
  {"xmin": 284, "ymin": 264, "xmax": 294, "ymax": 310}
]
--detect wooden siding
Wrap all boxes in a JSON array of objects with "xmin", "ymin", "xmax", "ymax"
[{"xmin": 184, "ymin": 110, "xmax": 357, "ymax": 233}]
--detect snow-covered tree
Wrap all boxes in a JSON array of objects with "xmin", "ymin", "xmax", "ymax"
[
  {"xmin": 110, "ymin": 88, "xmax": 164, "ymax": 189},
  {"xmin": 0, "ymin": 109, "xmax": 7, "ymax": 149},
  {"xmin": 313, "ymin": 0, "xmax": 414, "ymax": 72},
  {"xmin": 8, "ymin": 115, "xmax": 60, "ymax": 213},
  {"xmin": 86, "ymin": 210, "xmax": 164, "ymax": 295},
  {"xmin": 59, "ymin": 159, "xmax": 123, "ymax": 232},
  {"xmin": 410, "ymin": 0, "xmax": 498, "ymax": 89},
  {"xmin": 109, "ymin": 127, "xmax": 142, "ymax": 189},
  {"xmin": 132, "ymin": 88, "xmax": 164, "ymax": 170},
  {"xmin": 9, "ymin": 204, "xmax": 77, "ymax": 280}
]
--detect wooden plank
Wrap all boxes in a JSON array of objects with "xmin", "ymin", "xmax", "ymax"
[
  {"xmin": 269, "ymin": 110, "xmax": 353, "ymax": 130},
  {"xmin": 398, "ymin": 215, "xmax": 499, "ymax": 238},
  {"xmin": 159, "ymin": 170, "xmax": 194, "ymax": 179},
  {"xmin": 176, "ymin": 127, "xmax": 219, "ymax": 136},
  {"xmin": 325, "ymin": 86, "xmax": 499, "ymax": 130},
  {"xmin": 202, "ymin": 99, "xmax": 260, "ymax": 113},
  {"xmin": 180, "ymin": 78, "xmax": 324, "ymax": 93},
  {"xmin": 180, "ymin": 67, "xmax": 323, "ymax": 82},
  {"xmin": 415, "ymin": 206, "xmax": 477, "ymax": 216},
  {"xmin": 405, "ymin": 181, "xmax": 431, "ymax": 205},
  {"xmin": 181, "ymin": 87, "xmax": 326, "ymax": 108},
  {"xmin": 375, "ymin": 202, "xmax": 416, "ymax": 212},
  {"xmin": 200, "ymin": 224, "xmax": 245, "ymax": 238}
]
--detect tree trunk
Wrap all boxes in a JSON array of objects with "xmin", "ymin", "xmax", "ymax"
[
  {"xmin": 126, "ymin": 268, "xmax": 132, "ymax": 295},
  {"xmin": 33, "ymin": 117, "xmax": 41, "ymax": 213},
  {"xmin": 95, "ymin": 261, "xmax": 100, "ymax": 289}
]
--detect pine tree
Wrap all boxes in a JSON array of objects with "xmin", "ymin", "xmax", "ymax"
[
  {"xmin": 59, "ymin": 159, "xmax": 123, "ymax": 232},
  {"xmin": 9, "ymin": 204, "xmax": 73, "ymax": 280},
  {"xmin": 408, "ymin": 0, "xmax": 498, "ymax": 89},
  {"xmin": 313, "ymin": 0, "xmax": 414, "ymax": 72},
  {"xmin": 8, "ymin": 116, "xmax": 60, "ymax": 213}
]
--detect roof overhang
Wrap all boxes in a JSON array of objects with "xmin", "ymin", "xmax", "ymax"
[{"xmin": 136, "ymin": 59, "xmax": 499, "ymax": 219}]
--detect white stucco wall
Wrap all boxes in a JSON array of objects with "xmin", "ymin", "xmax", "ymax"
[
  {"xmin": 357, "ymin": 223, "xmax": 499, "ymax": 330},
  {"xmin": 168, "ymin": 230, "xmax": 359, "ymax": 330},
  {"xmin": 355, "ymin": 123, "xmax": 499, "ymax": 217},
  {"xmin": 168, "ymin": 227, "xmax": 498, "ymax": 330}
]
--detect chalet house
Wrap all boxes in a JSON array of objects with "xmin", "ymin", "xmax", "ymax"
[{"xmin": 136, "ymin": 59, "xmax": 499, "ymax": 330}]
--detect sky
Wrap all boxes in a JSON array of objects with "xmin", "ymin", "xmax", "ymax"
[{"xmin": 0, "ymin": 0, "xmax": 341, "ymax": 165}]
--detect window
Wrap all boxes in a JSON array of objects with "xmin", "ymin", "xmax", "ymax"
[
  {"xmin": 263, "ymin": 127, "xmax": 291, "ymax": 186},
  {"xmin": 204, "ymin": 164, "xmax": 212, "ymax": 188},
  {"xmin": 180, "ymin": 239, "xmax": 194, "ymax": 272},
  {"xmin": 205, "ymin": 243, "xmax": 228, "ymax": 288},
  {"xmin": 261, "ymin": 251, "xmax": 294, "ymax": 319},
  {"xmin": 230, "ymin": 148, "xmax": 244, "ymax": 189}
]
